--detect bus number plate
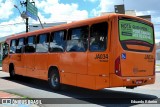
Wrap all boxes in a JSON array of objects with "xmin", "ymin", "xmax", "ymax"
[{"xmin": 136, "ymin": 80, "xmax": 142, "ymax": 84}]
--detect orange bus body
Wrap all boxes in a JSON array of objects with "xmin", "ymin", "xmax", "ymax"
[{"xmin": 2, "ymin": 14, "xmax": 155, "ymax": 90}]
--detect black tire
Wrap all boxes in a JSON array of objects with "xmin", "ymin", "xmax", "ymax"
[
  {"xmin": 9, "ymin": 67, "xmax": 16, "ymax": 79},
  {"xmin": 48, "ymin": 69, "xmax": 61, "ymax": 90}
]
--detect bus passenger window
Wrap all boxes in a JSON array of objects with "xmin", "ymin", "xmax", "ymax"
[
  {"xmin": 10, "ymin": 39, "xmax": 17, "ymax": 54},
  {"xmin": 90, "ymin": 22, "xmax": 108, "ymax": 52},
  {"xmin": 66, "ymin": 26, "xmax": 88, "ymax": 52},
  {"xmin": 16, "ymin": 38, "xmax": 25, "ymax": 53},
  {"xmin": 25, "ymin": 36, "xmax": 36, "ymax": 53},
  {"xmin": 50, "ymin": 31, "xmax": 66, "ymax": 52},
  {"xmin": 36, "ymin": 34, "xmax": 49, "ymax": 53}
]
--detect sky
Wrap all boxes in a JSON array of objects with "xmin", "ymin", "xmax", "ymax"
[{"xmin": 0, "ymin": 0, "xmax": 160, "ymax": 43}]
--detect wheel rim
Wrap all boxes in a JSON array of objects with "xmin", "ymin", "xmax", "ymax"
[{"xmin": 51, "ymin": 74, "xmax": 58, "ymax": 87}]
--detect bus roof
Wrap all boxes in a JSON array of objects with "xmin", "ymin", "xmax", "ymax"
[{"xmin": 6, "ymin": 13, "xmax": 153, "ymax": 42}]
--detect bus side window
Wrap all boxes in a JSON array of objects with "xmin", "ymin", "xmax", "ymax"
[
  {"xmin": 36, "ymin": 33, "xmax": 49, "ymax": 53},
  {"xmin": 16, "ymin": 38, "xmax": 25, "ymax": 53},
  {"xmin": 25, "ymin": 36, "xmax": 36, "ymax": 53},
  {"xmin": 66, "ymin": 26, "xmax": 88, "ymax": 52},
  {"xmin": 10, "ymin": 39, "xmax": 17, "ymax": 54},
  {"xmin": 50, "ymin": 30, "xmax": 66, "ymax": 52},
  {"xmin": 89, "ymin": 22, "xmax": 108, "ymax": 52}
]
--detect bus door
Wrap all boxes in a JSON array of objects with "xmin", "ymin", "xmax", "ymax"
[
  {"xmin": 88, "ymin": 22, "xmax": 110, "ymax": 89},
  {"xmin": 15, "ymin": 38, "xmax": 26, "ymax": 75},
  {"xmin": 25, "ymin": 36, "xmax": 36, "ymax": 77},
  {"xmin": 60, "ymin": 27, "xmax": 88, "ymax": 86},
  {"xmin": 9, "ymin": 39, "xmax": 24, "ymax": 75},
  {"xmin": 34, "ymin": 34, "xmax": 49, "ymax": 79},
  {"xmin": 2, "ymin": 42, "xmax": 9, "ymax": 72}
]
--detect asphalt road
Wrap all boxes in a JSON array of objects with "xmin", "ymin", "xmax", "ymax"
[{"xmin": 0, "ymin": 71, "xmax": 160, "ymax": 107}]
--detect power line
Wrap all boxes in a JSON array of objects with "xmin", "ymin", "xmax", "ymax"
[
  {"xmin": 136, "ymin": 10, "xmax": 160, "ymax": 12},
  {"xmin": 0, "ymin": 22, "xmax": 25, "ymax": 26}
]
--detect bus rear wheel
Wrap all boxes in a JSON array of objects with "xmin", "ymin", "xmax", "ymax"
[
  {"xmin": 10, "ymin": 67, "xmax": 16, "ymax": 79},
  {"xmin": 48, "ymin": 69, "xmax": 61, "ymax": 90}
]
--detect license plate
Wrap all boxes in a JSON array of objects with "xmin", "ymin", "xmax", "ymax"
[{"xmin": 136, "ymin": 80, "xmax": 143, "ymax": 84}]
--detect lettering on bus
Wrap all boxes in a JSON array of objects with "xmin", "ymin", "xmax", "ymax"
[
  {"xmin": 121, "ymin": 23, "xmax": 131, "ymax": 30},
  {"xmin": 119, "ymin": 20, "xmax": 154, "ymax": 45},
  {"xmin": 133, "ymin": 67, "xmax": 146, "ymax": 74},
  {"xmin": 144, "ymin": 55, "xmax": 154, "ymax": 62},
  {"xmin": 95, "ymin": 54, "xmax": 108, "ymax": 62}
]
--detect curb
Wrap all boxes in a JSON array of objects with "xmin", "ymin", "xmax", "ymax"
[{"xmin": 0, "ymin": 91, "xmax": 21, "ymax": 98}]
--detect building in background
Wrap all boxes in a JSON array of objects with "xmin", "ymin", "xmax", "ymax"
[
  {"xmin": 138, "ymin": 15, "xmax": 151, "ymax": 22},
  {"xmin": 101, "ymin": 4, "xmax": 151, "ymax": 21},
  {"xmin": 156, "ymin": 42, "xmax": 160, "ymax": 60},
  {"xmin": 29, "ymin": 22, "xmax": 66, "ymax": 31}
]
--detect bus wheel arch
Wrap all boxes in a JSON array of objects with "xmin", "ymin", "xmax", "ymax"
[
  {"xmin": 9, "ymin": 63, "xmax": 16, "ymax": 79},
  {"xmin": 48, "ymin": 66, "xmax": 61, "ymax": 90}
]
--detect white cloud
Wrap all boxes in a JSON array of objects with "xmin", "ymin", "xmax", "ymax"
[
  {"xmin": 99, "ymin": 0, "xmax": 114, "ymax": 12},
  {"xmin": 0, "ymin": 16, "xmax": 26, "ymax": 37},
  {"xmin": 32, "ymin": 0, "xmax": 88, "ymax": 23},
  {"xmin": 0, "ymin": 0, "xmax": 88, "ymax": 37},
  {"xmin": 35, "ymin": 0, "xmax": 59, "ymax": 9},
  {"xmin": 0, "ymin": 0, "xmax": 14, "ymax": 19},
  {"xmin": 136, "ymin": 11, "xmax": 152, "ymax": 16},
  {"xmin": 155, "ymin": 30, "xmax": 160, "ymax": 43},
  {"xmin": 84, "ymin": 0, "xmax": 97, "ymax": 2},
  {"xmin": 152, "ymin": 17, "xmax": 160, "ymax": 24},
  {"xmin": 90, "ymin": 0, "xmax": 120, "ymax": 16},
  {"xmin": 135, "ymin": 11, "xmax": 160, "ymax": 24},
  {"xmin": 155, "ymin": 39, "xmax": 160, "ymax": 43}
]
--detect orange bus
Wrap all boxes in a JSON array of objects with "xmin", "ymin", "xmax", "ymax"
[{"xmin": 2, "ymin": 14, "xmax": 155, "ymax": 90}]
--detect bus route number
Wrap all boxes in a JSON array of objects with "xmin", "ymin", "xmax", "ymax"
[{"xmin": 95, "ymin": 54, "xmax": 108, "ymax": 62}]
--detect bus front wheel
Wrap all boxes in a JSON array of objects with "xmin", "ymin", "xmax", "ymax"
[{"xmin": 48, "ymin": 69, "xmax": 61, "ymax": 90}]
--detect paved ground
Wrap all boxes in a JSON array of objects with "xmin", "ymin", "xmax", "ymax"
[
  {"xmin": 0, "ymin": 57, "xmax": 159, "ymax": 107},
  {"xmin": 0, "ymin": 70, "xmax": 160, "ymax": 107},
  {"xmin": 156, "ymin": 66, "xmax": 160, "ymax": 72}
]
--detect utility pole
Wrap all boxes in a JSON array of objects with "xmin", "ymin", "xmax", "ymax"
[
  {"xmin": 26, "ymin": 18, "xmax": 29, "ymax": 32},
  {"xmin": 26, "ymin": 0, "xmax": 29, "ymax": 32},
  {"xmin": 26, "ymin": 18, "xmax": 28, "ymax": 32},
  {"xmin": 20, "ymin": 0, "xmax": 29, "ymax": 32}
]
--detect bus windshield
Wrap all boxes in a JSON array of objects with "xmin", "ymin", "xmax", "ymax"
[{"xmin": 119, "ymin": 19, "xmax": 154, "ymax": 52}]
